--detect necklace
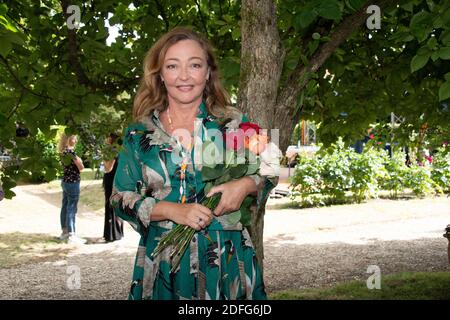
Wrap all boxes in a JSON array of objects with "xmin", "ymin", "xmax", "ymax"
[
  {"xmin": 166, "ymin": 106, "xmax": 175, "ymax": 131},
  {"xmin": 166, "ymin": 106, "xmax": 195, "ymax": 150}
]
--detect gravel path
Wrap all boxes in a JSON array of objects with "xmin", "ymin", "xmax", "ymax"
[{"xmin": 0, "ymin": 183, "xmax": 448, "ymax": 299}]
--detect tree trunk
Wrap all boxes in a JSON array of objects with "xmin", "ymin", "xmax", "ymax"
[{"xmin": 238, "ymin": 0, "xmax": 284, "ymax": 270}]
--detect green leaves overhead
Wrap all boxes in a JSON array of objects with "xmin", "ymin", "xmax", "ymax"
[
  {"xmin": 411, "ymin": 53, "xmax": 430, "ymax": 72},
  {"xmin": 293, "ymin": 0, "xmax": 342, "ymax": 30},
  {"xmin": 409, "ymin": 10, "xmax": 433, "ymax": 42},
  {"xmin": 438, "ymin": 80, "xmax": 450, "ymax": 102}
]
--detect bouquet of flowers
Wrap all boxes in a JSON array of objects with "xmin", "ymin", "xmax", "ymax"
[{"xmin": 151, "ymin": 122, "xmax": 278, "ymax": 273}]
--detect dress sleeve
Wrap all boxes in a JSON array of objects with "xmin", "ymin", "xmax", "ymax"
[{"xmin": 110, "ymin": 126, "xmax": 159, "ymax": 237}]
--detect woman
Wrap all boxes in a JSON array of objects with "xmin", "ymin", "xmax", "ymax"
[
  {"xmin": 102, "ymin": 133, "xmax": 124, "ymax": 242},
  {"xmin": 111, "ymin": 27, "xmax": 279, "ymax": 300},
  {"xmin": 58, "ymin": 134, "xmax": 86, "ymax": 245}
]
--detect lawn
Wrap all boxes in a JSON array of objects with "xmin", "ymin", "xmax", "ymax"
[
  {"xmin": 0, "ymin": 232, "xmax": 71, "ymax": 268},
  {"xmin": 269, "ymin": 272, "xmax": 450, "ymax": 300}
]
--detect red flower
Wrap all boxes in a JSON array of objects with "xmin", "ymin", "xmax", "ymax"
[
  {"xmin": 239, "ymin": 122, "xmax": 260, "ymax": 136},
  {"xmin": 369, "ymin": 134, "xmax": 375, "ymax": 140},
  {"xmin": 224, "ymin": 130, "xmax": 245, "ymax": 151}
]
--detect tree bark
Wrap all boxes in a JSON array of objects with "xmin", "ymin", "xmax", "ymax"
[{"xmin": 238, "ymin": 0, "xmax": 284, "ymax": 270}]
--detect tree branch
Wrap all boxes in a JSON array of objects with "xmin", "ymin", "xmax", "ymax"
[
  {"xmin": 7, "ymin": 89, "xmax": 25, "ymax": 120},
  {"xmin": 194, "ymin": 0, "xmax": 209, "ymax": 35},
  {"xmin": 154, "ymin": 0, "xmax": 170, "ymax": 32},
  {"xmin": 276, "ymin": 0, "xmax": 394, "ymax": 111},
  {"xmin": 1, "ymin": 56, "xmax": 54, "ymax": 102},
  {"xmin": 60, "ymin": 0, "xmax": 92, "ymax": 88}
]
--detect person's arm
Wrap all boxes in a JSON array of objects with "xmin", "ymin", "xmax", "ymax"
[
  {"xmin": 73, "ymin": 155, "xmax": 84, "ymax": 172},
  {"xmin": 103, "ymin": 159, "xmax": 115, "ymax": 173},
  {"xmin": 110, "ymin": 127, "xmax": 213, "ymax": 235}
]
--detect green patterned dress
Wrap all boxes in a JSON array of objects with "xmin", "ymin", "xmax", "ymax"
[{"xmin": 111, "ymin": 102, "xmax": 278, "ymax": 300}]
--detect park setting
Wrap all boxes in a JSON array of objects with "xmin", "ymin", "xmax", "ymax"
[{"xmin": 0, "ymin": 0, "xmax": 449, "ymax": 301}]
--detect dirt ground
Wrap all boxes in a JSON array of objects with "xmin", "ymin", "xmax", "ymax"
[{"xmin": 0, "ymin": 178, "xmax": 448, "ymax": 300}]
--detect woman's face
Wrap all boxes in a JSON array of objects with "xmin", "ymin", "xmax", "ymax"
[
  {"xmin": 160, "ymin": 39, "xmax": 209, "ymax": 107},
  {"xmin": 68, "ymin": 136, "xmax": 77, "ymax": 147}
]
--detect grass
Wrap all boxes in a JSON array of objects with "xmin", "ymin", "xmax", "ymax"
[
  {"xmin": 269, "ymin": 272, "xmax": 450, "ymax": 300},
  {"xmin": 0, "ymin": 232, "xmax": 71, "ymax": 268}
]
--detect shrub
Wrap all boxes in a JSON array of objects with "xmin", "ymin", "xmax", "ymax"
[
  {"xmin": 431, "ymin": 145, "xmax": 450, "ymax": 194},
  {"xmin": 379, "ymin": 150, "xmax": 410, "ymax": 198},
  {"xmin": 350, "ymin": 148, "xmax": 389, "ymax": 202},
  {"xmin": 404, "ymin": 164, "xmax": 435, "ymax": 197}
]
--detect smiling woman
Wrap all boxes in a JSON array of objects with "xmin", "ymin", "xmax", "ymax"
[{"xmin": 111, "ymin": 27, "xmax": 279, "ymax": 300}]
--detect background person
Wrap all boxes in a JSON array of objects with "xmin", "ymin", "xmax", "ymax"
[
  {"xmin": 102, "ymin": 133, "xmax": 123, "ymax": 242},
  {"xmin": 58, "ymin": 134, "xmax": 86, "ymax": 245}
]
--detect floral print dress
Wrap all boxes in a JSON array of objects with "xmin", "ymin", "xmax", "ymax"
[{"xmin": 111, "ymin": 102, "xmax": 278, "ymax": 300}]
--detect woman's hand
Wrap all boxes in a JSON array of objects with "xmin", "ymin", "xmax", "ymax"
[
  {"xmin": 206, "ymin": 177, "xmax": 257, "ymax": 216},
  {"xmin": 153, "ymin": 202, "xmax": 213, "ymax": 231}
]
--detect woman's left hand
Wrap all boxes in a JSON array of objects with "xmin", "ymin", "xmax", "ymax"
[{"xmin": 206, "ymin": 177, "xmax": 257, "ymax": 216}]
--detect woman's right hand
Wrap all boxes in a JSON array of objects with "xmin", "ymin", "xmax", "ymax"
[{"xmin": 153, "ymin": 202, "xmax": 213, "ymax": 230}]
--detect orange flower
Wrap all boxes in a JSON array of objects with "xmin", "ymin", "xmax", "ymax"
[{"xmin": 247, "ymin": 134, "xmax": 269, "ymax": 155}]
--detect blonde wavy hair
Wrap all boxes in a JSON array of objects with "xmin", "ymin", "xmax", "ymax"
[
  {"xmin": 58, "ymin": 134, "xmax": 76, "ymax": 153},
  {"xmin": 133, "ymin": 27, "xmax": 236, "ymax": 121}
]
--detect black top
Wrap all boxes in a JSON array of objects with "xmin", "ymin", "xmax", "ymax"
[{"xmin": 62, "ymin": 149, "xmax": 80, "ymax": 183}]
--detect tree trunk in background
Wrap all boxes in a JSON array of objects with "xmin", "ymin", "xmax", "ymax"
[{"xmin": 238, "ymin": 0, "xmax": 284, "ymax": 271}]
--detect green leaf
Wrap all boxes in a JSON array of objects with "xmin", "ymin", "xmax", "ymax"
[
  {"xmin": 223, "ymin": 209, "xmax": 241, "ymax": 226},
  {"xmin": 215, "ymin": 171, "xmax": 232, "ymax": 185},
  {"xmin": 229, "ymin": 164, "xmax": 248, "ymax": 179},
  {"xmin": 308, "ymin": 40, "xmax": 319, "ymax": 55},
  {"xmin": 431, "ymin": 51, "xmax": 440, "ymax": 61},
  {"xmin": 0, "ymin": 4, "xmax": 8, "ymax": 16},
  {"xmin": 294, "ymin": 10, "xmax": 317, "ymax": 30},
  {"xmin": 201, "ymin": 164, "xmax": 224, "ymax": 181},
  {"xmin": 410, "ymin": 54, "xmax": 429, "ymax": 72},
  {"xmin": 317, "ymin": 1, "xmax": 342, "ymax": 21},
  {"xmin": 0, "ymin": 37, "xmax": 12, "ymax": 57},
  {"xmin": 426, "ymin": 37, "xmax": 437, "ymax": 50},
  {"xmin": 410, "ymin": 11, "xmax": 433, "ymax": 42},
  {"xmin": 438, "ymin": 47, "xmax": 450, "ymax": 60},
  {"xmin": 444, "ymin": 73, "xmax": 450, "ymax": 81},
  {"xmin": 438, "ymin": 81, "xmax": 450, "ymax": 101},
  {"xmin": 346, "ymin": 0, "xmax": 366, "ymax": 11}
]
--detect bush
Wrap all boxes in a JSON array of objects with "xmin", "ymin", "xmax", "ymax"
[
  {"xmin": 350, "ymin": 148, "xmax": 388, "ymax": 202},
  {"xmin": 25, "ymin": 131, "xmax": 62, "ymax": 183},
  {"xmin": 404, "ymin": 164, "xmax": 435, "ymax": 197},
  {"xmin": 379, "ymin": 150, "xmax": 410, "ymax": 198},
  {"xmin": 290, "ymin": 140, "xmax": 447, "ymax": 207},
  {"xmin": 431, "ymin": 145, "xmax": 450, "ymax": 194}
]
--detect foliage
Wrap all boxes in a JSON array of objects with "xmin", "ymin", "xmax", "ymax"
[
  {"xmin": 348, "ymin": 147, "xmax": 388, "ymax": 202},
  {"xmin": 0, "ymin": 0, "xmax": 241, "ymax": 195},
  {"xmin": 379, "ymin": 150, "xmax": 410, "ymax": 197},
  {"xmin": 298, "ymin": 0, "xmax": 450, "ymax": 150},
  {"xmin": 290, "ymin": 141, "xmax": 447, "ymax": 206},
  {"xmin": 430, "ymin": 144, "xmax": 450, "ymax": 193},
  {"xmin": 404, "ymin": 163, "xmax": 436, "ymax": 196}
]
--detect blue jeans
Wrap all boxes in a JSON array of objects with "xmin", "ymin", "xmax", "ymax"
[{"xmin": 60, "ymin": 181, "xmax": 80, "ymax": 234}]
